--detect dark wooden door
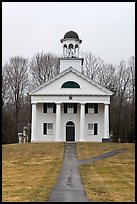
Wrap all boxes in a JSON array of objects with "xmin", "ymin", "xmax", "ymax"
[{"xmin": 66, "ymin": 121, "xmax": 75, "ymax": 141}]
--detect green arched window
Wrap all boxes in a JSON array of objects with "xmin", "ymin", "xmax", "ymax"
[{"xmin": 61, "ymin": 81, "xmax": 80, "ymax": 88}]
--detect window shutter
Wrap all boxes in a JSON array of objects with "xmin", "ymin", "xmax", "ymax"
[
  {"xmin": 74, "ymin": 103, "xmax": 77, "ymax": 114},
  {"xmin": 43, "ymin": 123, "xmax": 47, "ymax": 134},
  {"xmin": 64, "ymin": 103, "xmax": 67, "ymax": 113},
  {"xmin": 85, "ymin": 103, "xmax": 88, "ymax": 114},
  {"xmin": 94, "ymin": 104, "xmax": 98, "ymax": 113},
  {"xmin": 43, "ymin": 103, "xmax": 47, "ymax": 113},
  {"xmin": 53, "ymin": 103, "xmax": 56, "ymax": 113},
  {"xmin": 94, "ymin": 123, "xmax": 98, "ymax": 135}
]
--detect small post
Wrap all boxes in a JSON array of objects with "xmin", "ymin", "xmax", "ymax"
[
  {"xmin": 23, "ymin": 127, "xmax": 28, "ymax": 143},
  {"xmin": 18, "ymin": 133, "xmax": 24, "ymax": 143}
]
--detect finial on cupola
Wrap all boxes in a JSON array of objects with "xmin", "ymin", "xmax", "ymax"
[{"xmin": 60, "ymin": 31, "xmax": 82, "ymax": 58}]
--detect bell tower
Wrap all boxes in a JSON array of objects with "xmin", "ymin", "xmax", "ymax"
[{"xmin": 59, "ymin": 31, "xmax": 84, "ymax": 73}]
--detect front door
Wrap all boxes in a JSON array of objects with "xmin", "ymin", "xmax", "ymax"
[{"xmin": 66, "ymin": 121, "xmax": 75, "ymax": 141}]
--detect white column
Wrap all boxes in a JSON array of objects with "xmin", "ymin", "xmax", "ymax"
[
  {"xmin": 74, "ymin": 47, "xmax": 76, "ymax": 57},
  {"xmin": 63, "ymin": 46, "xmax": 65, "ymax": 57},
  {"xmin": 55, "ymin": 103, "xmax": 61, "ymax": 141},
  {"xmin": 80, "ymin": 103, "xmax": 85, "ymax": 141},
  {"xmin": 31, "ymin": 103, "xmax": 37, "ymax": 142},
  {"xmin": 104, "ymin": 103, "xmax": 109, "ymax": 138},
  {"xmin": 77, "ymin": 47, "xmax": 79, "ymax": 57}
]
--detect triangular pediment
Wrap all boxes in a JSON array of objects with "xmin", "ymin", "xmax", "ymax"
[{"xmin": 29, "ymin": 67, "xmax": 113, "ymax": 96}]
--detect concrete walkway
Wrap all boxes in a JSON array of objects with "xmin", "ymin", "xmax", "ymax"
[
  {"xmin": 78, "ymin": 148, "xmax": 127, "ymax": 166},
  {"xmin": 48, "ymin": 143, "xmax": 127, "ymax": 202}
]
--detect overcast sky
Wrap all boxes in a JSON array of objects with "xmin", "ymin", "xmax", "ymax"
[{"xmin": 2, "ymin": 2, "xmax": 135, "ymax": 66}]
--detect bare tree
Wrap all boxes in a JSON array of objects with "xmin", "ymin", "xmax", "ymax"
[
  {"xmin": 81, "ymin": 51, "xmax": 104, "ymax": 80},
  {"xmin": 127, "ymin": 56, "xmax": 135, "ymax": 103},
  {"xmin": 96, "ymin": 63, "xmax": 117, "ymax": 92},
  {"xmin": 82, "ymin": 51, "xmax": 135, "ymax": 142},
  {"xmin": 2, "ymin": 67, "xmax": 10, "ymax": 106},
  {"xmin": 126, "ymin": 56, "xmax": 135, "ymax": 142},
  {"xmin": 81, "ymin": 51, "xmax": 118, "ymax": 93},
  {"xmin": 29, "ymin": 52, "xmax": 59, "ymax": 88},
  {"xmin": 3, "ymin": 56, "xmax": 29, "ymax": 137},
  {"xmin": 110, "ymin": 59, "xmax": 135, "ymax": 142}
]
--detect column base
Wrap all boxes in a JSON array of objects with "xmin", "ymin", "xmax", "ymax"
[
  {"xmin": 31, "ymin": 140, "xmax": 37, "ymax": 143},
  {"xmin": 80, "ymin": 139, "xmax": 85, "ymax": 142},
  {"xmin": 55, "ymin": 139, "xmax": 62, "ymax": 142},
  {"xmin": 102, "ymin": 138, "xmax": 111, "ymax": 143}
]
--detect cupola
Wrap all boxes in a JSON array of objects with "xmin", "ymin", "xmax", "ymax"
[{"xmin": 60, "ymin": 31, "xmax": 82, "ymax": 58}]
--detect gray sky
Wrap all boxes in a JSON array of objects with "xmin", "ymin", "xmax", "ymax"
[{"xmin": 2, "ymin": 2, "xmax": 135, "ymax": 65}]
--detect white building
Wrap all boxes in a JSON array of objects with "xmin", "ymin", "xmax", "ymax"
[{"xmin": 29, "ymin": 31, "xmax": 113, "ymax": 142}]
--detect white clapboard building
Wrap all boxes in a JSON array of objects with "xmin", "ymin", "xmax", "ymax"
[{"xmin": 29, "ymin": 31, "xmax": 113, "ymax": 142}]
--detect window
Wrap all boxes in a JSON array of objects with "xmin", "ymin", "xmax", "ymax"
[
  {"xmin": 67, "ymin": 104, "xmax": 74, "ymax": 113},
  {"xmin": 61, "ymin": 81, "xmax": 80, "ymax": 88},
  {"xmin": 85, "ymin": 103, "xmax": 98, "ymax": 114},
  {"xmin": 47, "ymin": 123, "xmax": 53, "ymax": 134},
  {"xmin": 64, "ymin": 103, "xmax": 77, "ymax": 114},
  {"xmin": 88, "ymin": 124, "xmax": 94, "ymax": 135},
  {"xmin": 47, "ymin": 103, "xmax": 53, "ymax": 113},
  {"xmin": 43, "ymin": 103, "xmax": 56, "ymax": 113},
  {"xmin": 88, "ymin": 123, "xmax": 98, "ymax": 135},
  {"xmin": 88, "ymin": 104, "xmax": 94, "ymax": 113},
  {"xmin": 43, "ymin": 123, "xmax": 53, "ymax": 135}
]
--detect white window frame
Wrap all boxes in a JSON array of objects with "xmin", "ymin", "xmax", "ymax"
[
  {"xmin": 47, "ymin": 123, "xmax": 53, "ymax": 135},
  {"xmin": 88, "ymin": 123, "xmax": 94, "ymax": 135},
  {"xmin": 67, "ymin": 103, "xmax": 74, "ymax": 113},
  {"xmin": 88, "ymin": 104, "xmax": 94, "ymax": 113},
  {"xmin": 47, "ymin": 103, "xmax": 53, "ymax": 113}
]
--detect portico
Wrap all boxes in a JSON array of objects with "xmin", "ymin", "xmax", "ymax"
[{"xmin": 31, "ymin": 100, "xmax": 111, "ymax": 142}]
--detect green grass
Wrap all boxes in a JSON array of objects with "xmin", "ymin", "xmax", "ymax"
[
  {"xmin": 2, "ymin": 142, "xmax": 135, "ymax": 202},
  {"xmin": 2, "ymin": 142, "xmax": 64, "ymax": 202},
  {"xmin": 77, "ymin": 142, "xmax": 135, "ymax": 202}
]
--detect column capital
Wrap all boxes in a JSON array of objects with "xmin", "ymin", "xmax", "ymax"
[
  {"xmin": 80, "ymin": 102, "xmax": 86, "ymax": 105},
  {"xmin": 31, "ymin": 102, "xmax": 37, "ymax": 105},
  {"xmin": 55, "ymin": 102, "xmax": 62, "ymax": 105},
  {"xmin": 104, "ymin": 102, "xmax": 110, "ymax": 105}
]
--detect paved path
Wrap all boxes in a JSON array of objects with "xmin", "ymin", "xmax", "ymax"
[
  {"xmin": 78, "ymin": 148, "xmax": 127, "ymax": 166},
  {"xmin": 48, "ymin": 143, "xmax": 89, "ymax": 202},
  {"xmin": 48, "ymin": 143, "xmax": 127, "ymax": 202}
]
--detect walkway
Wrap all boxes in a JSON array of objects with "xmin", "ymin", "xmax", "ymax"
[{"xmin": 48, "ymin": 143, "xmax": 127, "ymax": 202}]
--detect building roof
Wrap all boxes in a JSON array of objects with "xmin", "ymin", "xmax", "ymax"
[
  {"xmin": 64, "ymin": 31, "xmax": 79, "ymax": 39},
  {"xmin": 60, "ymin": 31, "xmax": 82, "ymax": 43},
  {"xmin": 29, "ymin": 67, "xmax": 114, "ymax": 96}
]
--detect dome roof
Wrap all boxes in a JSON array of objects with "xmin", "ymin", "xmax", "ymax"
[
  {"xmin": 64, "ymin": 31, "xmax": 79, "ymax": 39},
  {"xmin": 60, "ymin": 31, "xmax": 82, "ymax": 43}
]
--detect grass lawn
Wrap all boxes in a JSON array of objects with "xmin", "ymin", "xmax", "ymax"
[
  {"xmin": 2, "ymin": 142, "xmax": 64, "ymax": 202},
  {"xmin": 2, "ymin": 142, "xmax": 135, "ymax": 202},
  {"xmin": 77, "ymin": 142, "xmax": 135, "ymax": 202}
]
